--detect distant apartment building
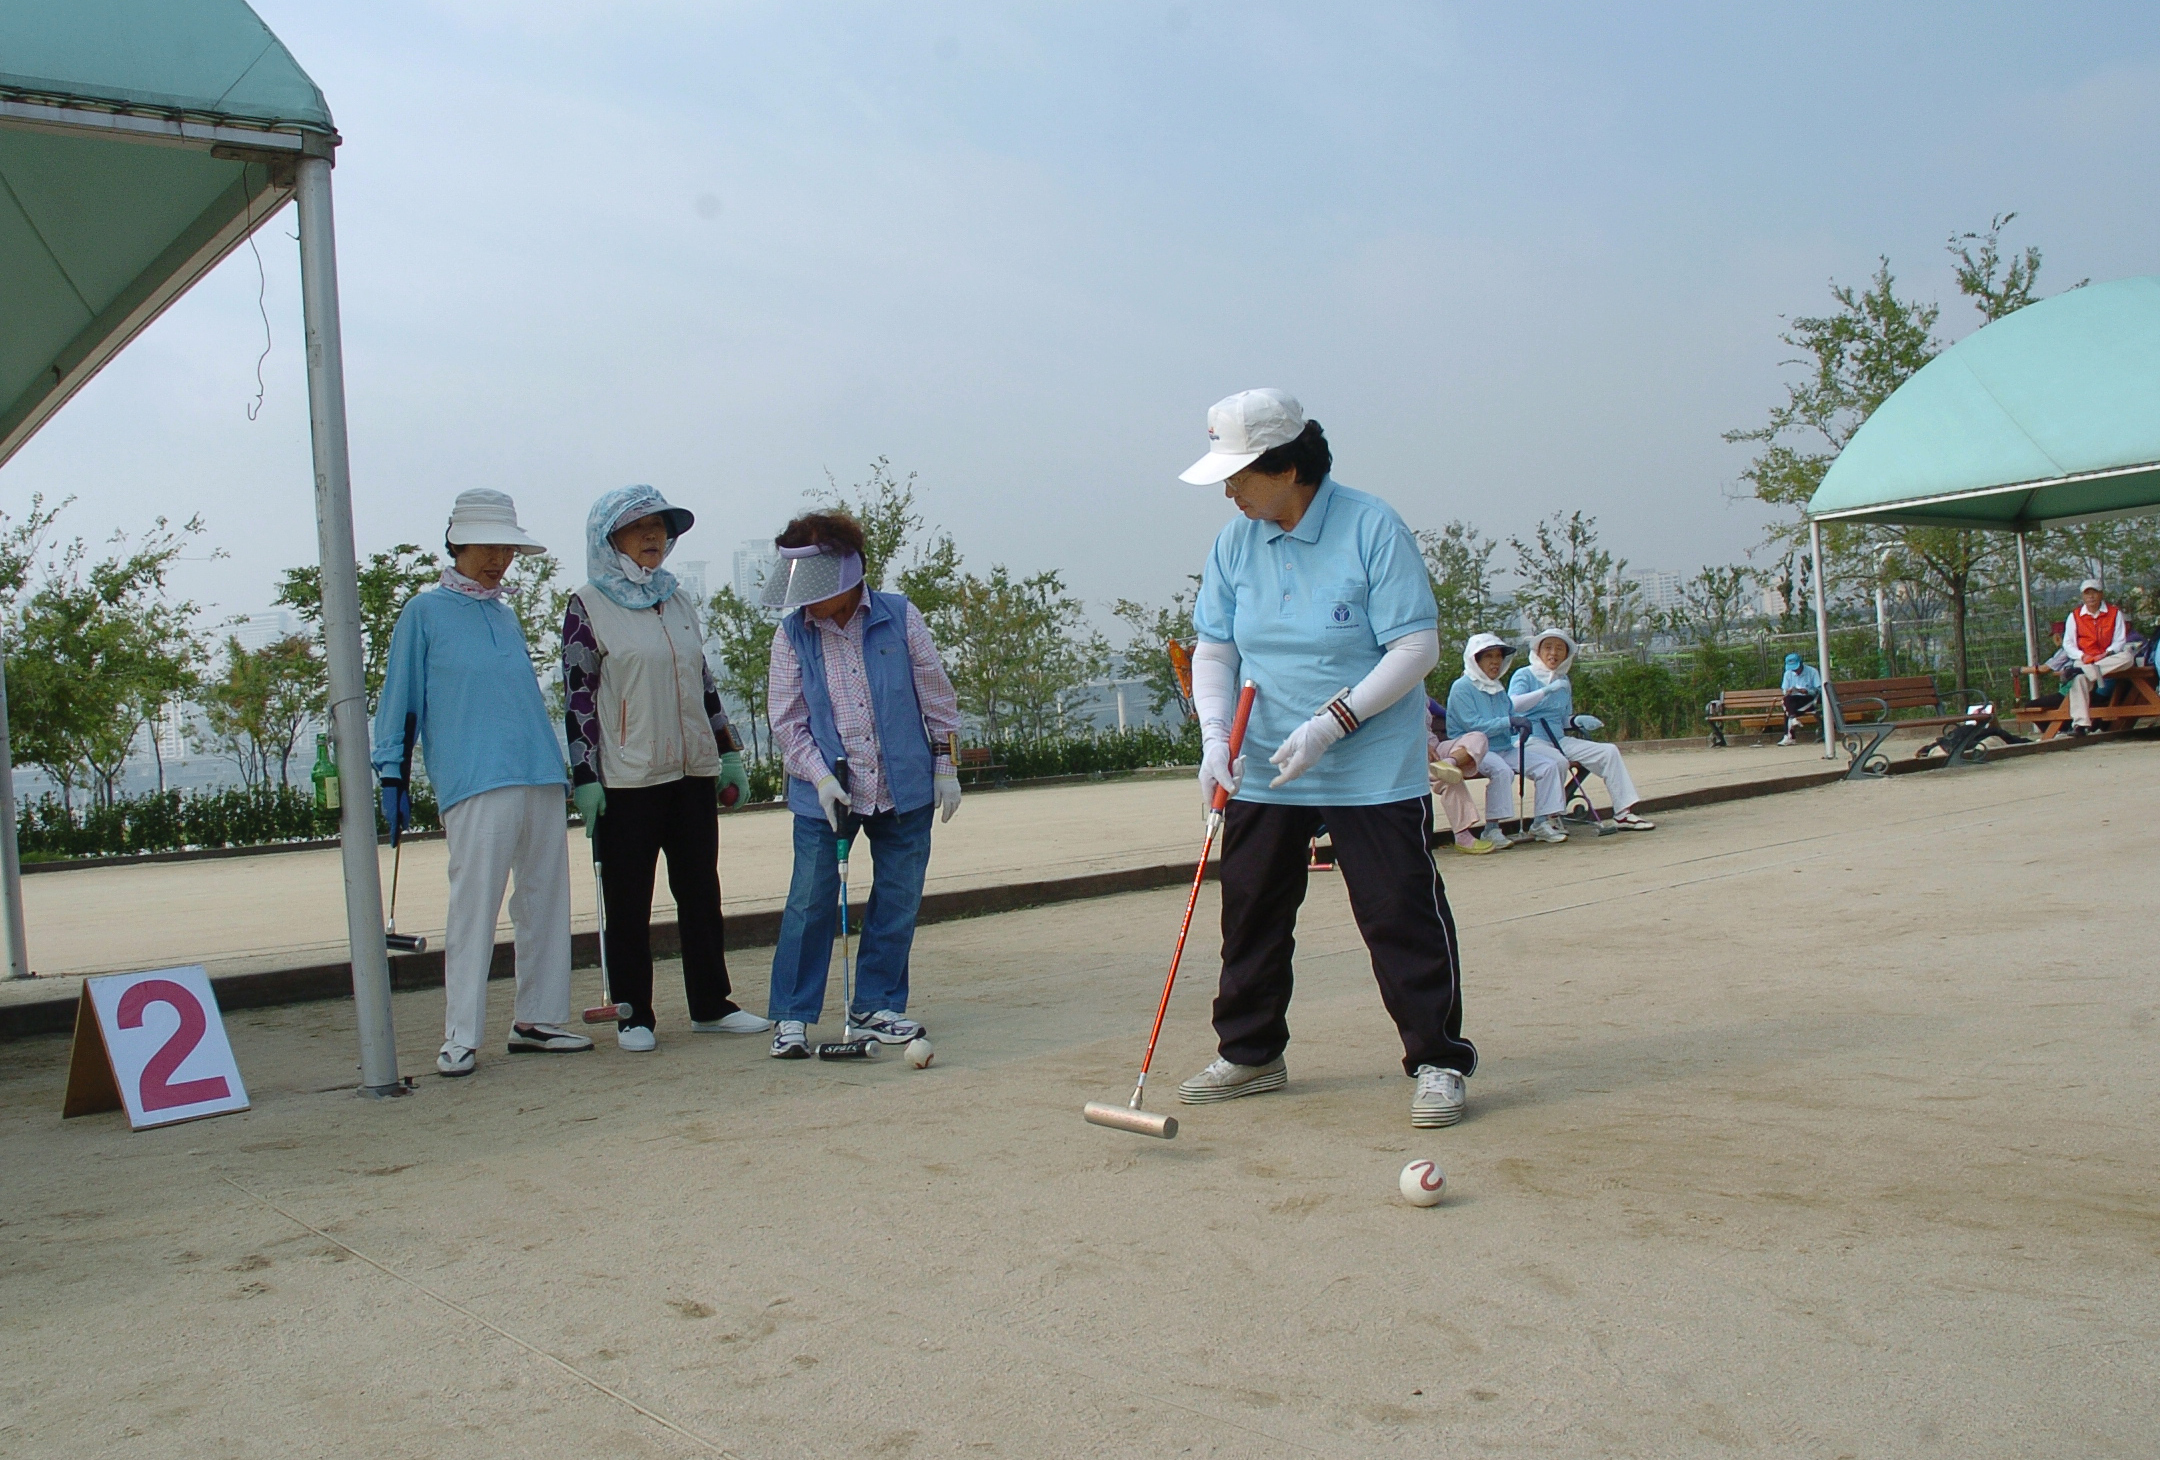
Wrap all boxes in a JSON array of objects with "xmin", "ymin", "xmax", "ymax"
[
  {"xmin": 731, "ymin": 538, "xmax": 777, "ymax": 600},
  {"xmin": 1622, "ymin": 568, "xmax": 1685, "ymax": 614},
  {"xmin": 229, "ymin": 608, "xmax": 299, "ymax": 653},
  {"xmin": 674, "ymin": 558, "xmax": 708, "ymax": 603}
]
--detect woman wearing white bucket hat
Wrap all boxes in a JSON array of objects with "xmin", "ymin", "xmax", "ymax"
[
  {"xmin": 1172, "ymin": 389, "xmax": 1474, "ymax": 1131},
  {"xmin": 372, "ymin": 488, "xmax": 589, "ymax": 1078}
]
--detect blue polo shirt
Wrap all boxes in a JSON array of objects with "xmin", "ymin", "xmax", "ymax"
[{"xmin": 1192, "ymin": 476, "xmax": 1436, "ymax": 807}]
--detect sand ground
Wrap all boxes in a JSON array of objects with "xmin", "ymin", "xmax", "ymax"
[
  {"xmin": 3, "ymin": 740, "xmax": 2153, "ymax": 1457},
  {"xmin": 8, "ymin": 738, "xmax": 1838, "ymax": 983}
]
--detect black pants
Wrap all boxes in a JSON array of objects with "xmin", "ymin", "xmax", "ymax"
[
  {"xmin": 593, "ymin": 776, "xmax": 737, "ymax": 1031},
  {"xmin": 1214, "ymin": 796, "xmax": 1476, "ymax": 1077}
]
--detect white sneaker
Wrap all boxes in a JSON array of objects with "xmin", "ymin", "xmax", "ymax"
[
  {"xmin": 437, "ymin": 1043, "xmax": 476, "ymax": 1077},
  {"xmin": 1412, "ymin": 1066, "xmax": 1466, "ymax": 1128},
  {"xmin": 691, "ymin": 1010, "xmax": 774, "ymax": 1033},
  {"xmin": 1611, "ymin": 810, "xmax": 1656, "ymax": 831},
  {"xmin": 1176, "ymin": 1055, "xmax": 1288, "ymax": 1104},
  {"xmin": 617, "ymin": 1026, "xmax": 657, "ymax": 1052},
  {"xmin": 507, "ymin": 1022, "xmax": 594, "ymax": 1053},
  {"xmin": 1480, "ymin": 825, "xmax": 1513, "ymax": 851},
  {"xmin": 1527, "ymin": 818, "xmax": 1568, "ymax": 844},
  {"xmin": 847, "ymin": 1010, "xmax": 924, "ymax": 1045},
  {"xmin": 769, "ymin": 1020, "xmax": 809, "ymax": 1059},
  {"xmin": 1778, "ymin": 734, "xmax": 1796, "ymax": 746}
]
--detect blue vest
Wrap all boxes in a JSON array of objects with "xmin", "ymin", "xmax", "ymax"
[{"xmin": 781, "ymin": 590, "xmax": 936, "ymax": 818}]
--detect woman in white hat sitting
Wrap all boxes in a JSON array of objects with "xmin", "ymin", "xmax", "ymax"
[
  {"xmin": 372, "ymin": 489, "xmax": 591, "ymax": 1078},
  {"xmin": 1508, "ymin": 628, "xmax": 1655, "ymax": 831}
]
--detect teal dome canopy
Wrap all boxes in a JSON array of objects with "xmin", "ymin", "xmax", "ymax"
[{"xmin": 1808, "ymin": 275, "xmax": 2160, "ymax": 529}]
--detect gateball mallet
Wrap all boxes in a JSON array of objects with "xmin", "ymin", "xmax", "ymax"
[
  {"xmin": 580, "ymin": 853, "xmax": 632, "ymax": 1024},
  {"xmin": 818, "ymin": 762, "xmax": 876, "ymax": 1060},
  {"xmin": 385, "ymin": 711, "xmax": 427, "ymax": 954},
  {"xmin": 1084, "ymin": 679, "xmax": 1257, "ymax": 1138}
]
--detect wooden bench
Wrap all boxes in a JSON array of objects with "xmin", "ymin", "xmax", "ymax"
[
  {"xmin": 952, "ymin": 745, "xmax": 1009, "ymax": 788},
  {"xmin": 1704, "ymin": 687, "xmax": 1796, "ymax": 746},
  {"xmin": 1823, "ymin": 676, "xmax": 2003, "ymax": 779},
  {"xmin": 2010, "ymin": 663, "xmax": 2160, "ymax": 739}
]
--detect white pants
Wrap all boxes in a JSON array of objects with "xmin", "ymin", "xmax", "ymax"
[
  {"xmin": 1555, "ymin": 735, "xmax": 1639, "ymax": 813},
  {"xmin": 1474, "ymin": 743, "xmax": 1565, "ymax": 821},
  {"xmin": 2068, "ymin": 649, "xmax": 2136, "ymax": 726},
  {"xmin": 1517, "ymin": 740, "xmax": 1570, "ymax": 819},
  {"xmin": 441, "ymin": 783, "xmax": 573, "ymax": 1051}
]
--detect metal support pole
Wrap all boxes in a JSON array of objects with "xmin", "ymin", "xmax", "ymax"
[
  {"xmin": 2016, "ymin": 529, "xmax": 2040, "ymax": 702},
  {"xmin": 1875, "ymin": 546, "xmax": 1895, "ymax": 671},
  {"xmin": 296, "ymin": 154, "xmax": 403, "ymax": 1098},
  {"xmin": 0, "ymin": 655, "xmax": 31, "ymax": 980},
  {"xmin": 1810, "ymin": 520, "xmax": 1836, "ymax": 760}
]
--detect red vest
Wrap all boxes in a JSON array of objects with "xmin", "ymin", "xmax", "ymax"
[{"xmin": 2075, "ymin": 604, "xmax": 2120, "ymax": 660}]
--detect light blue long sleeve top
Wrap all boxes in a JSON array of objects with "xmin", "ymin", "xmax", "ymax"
[
  {"xmin": 1446, "ymin": 677, "xmax": 1517, "ymax": 754},
  {"xmin": 1508, "ymin": 667, "xmax": 1574, "ymax": 743},
  {"xmin": 370, "ymin": 588, "xmax": 567, "ymax": 812},
  {"xmin": 1781, "ymin": 664, "xmax": 1823, "ymax": 694}
]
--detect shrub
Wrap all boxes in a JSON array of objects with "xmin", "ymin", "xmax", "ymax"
[{"xmin": 16, "ymin": 782, "xmax": 443, "ymax": 862}]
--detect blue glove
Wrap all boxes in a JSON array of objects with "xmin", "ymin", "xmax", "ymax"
[{"xmin": 380, "ymin": 780, "xmax": 411, "ymax": 837}]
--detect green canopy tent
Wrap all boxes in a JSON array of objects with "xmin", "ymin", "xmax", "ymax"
[
  {"xmin": 1799, "ymin": 275, "xmax": 2160, "ymax": 754},
  {"xmin": 0, "ymin": 1, "xmax": 403, "ymax": 1094}
]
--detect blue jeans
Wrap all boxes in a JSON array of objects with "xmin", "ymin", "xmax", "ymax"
[{"xmin": 767, "ymin": 804, "xmax": 934, "ymax": 1023}]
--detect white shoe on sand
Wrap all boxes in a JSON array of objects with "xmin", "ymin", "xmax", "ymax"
[
  {"xmin": 1412, "ymin": 1066, "xmax": 1466, "ymax": 1128},
  {"xmin": 617, "ymin": 1026, "xmax": 657, "ymax": 1052},
  {"xmin": 692, "ymin": 1010, "xmax": 774, "ymax": 1033},
  {"xmin": 1177, "ymin": 1055, "xmax": 1288, "ymax": 1104}
]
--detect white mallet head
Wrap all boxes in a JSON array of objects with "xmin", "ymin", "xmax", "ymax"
[
  {"xmin": 1399, "ymin": 1159, "xmax": 1446, "ymax": 1207},
  {"xmin": 904, "ymin": 1037, "xmax": 935, "ymax": 1069}
]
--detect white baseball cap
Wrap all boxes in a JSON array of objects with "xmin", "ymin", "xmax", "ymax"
[
  {"xmin": 445, "ymin": 488, "xmax": 546, "ymax": 555},
  {"xmin": 2079, "ymin": 577, "xmax": 2104, "ymax": 594},
  {"xmin": 1178, "ymin": 388, "xmax": 1307, "ymax": 485}
]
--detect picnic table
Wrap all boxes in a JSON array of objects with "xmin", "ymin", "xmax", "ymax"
[{"xmin": 2010, "ymin": 663, "xmax": 2160, "ymax": 739}]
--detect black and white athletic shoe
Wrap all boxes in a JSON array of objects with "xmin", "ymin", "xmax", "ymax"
[
  {"xmin": 770, "ymin": 1020, "xmax": 810, "ymax": 1059},
  {"xmin": 437, "ymin": 1043, "xmax": 477, "ymax": 1077},
  {"xmin": 508, "ymin": 1023, "xmax": 594, "ymax": 1053},
  {"xmin": 846, "ymin": 1010, "xmax": 925, "ymax": 1045}
]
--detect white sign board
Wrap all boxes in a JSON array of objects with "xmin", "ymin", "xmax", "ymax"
[{"xmin": 63, "ymin": 966, "xmax": 250, "ymax": 1129}]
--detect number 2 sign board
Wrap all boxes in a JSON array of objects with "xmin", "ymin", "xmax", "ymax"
[{"xmin": 62, "ymin": 966, "xmax": 250, "ymax": 1129}]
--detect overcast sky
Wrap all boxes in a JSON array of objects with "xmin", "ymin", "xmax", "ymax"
[{"xmin": 7, "ymin": 1, "xmax": 2158, "ymax": 628}]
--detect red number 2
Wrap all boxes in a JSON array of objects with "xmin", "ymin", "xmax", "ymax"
[{"xmin": 117, "ymin": 980, "xmax": 232, "ymax": 1111}]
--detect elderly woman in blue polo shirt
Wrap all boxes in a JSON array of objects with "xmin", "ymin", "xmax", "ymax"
[{"xmin": 1173, "ymin": 389, "xmax": 1474, "ymax": 1131}]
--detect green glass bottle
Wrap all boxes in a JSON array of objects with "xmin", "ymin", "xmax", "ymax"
[{"xmin": 311, "ymin": 733, "xmax": 340, "ymax": 811}]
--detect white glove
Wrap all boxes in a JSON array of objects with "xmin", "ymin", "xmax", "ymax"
[
  {"xmin": 1199, "ymin": 738, "xmax": 1245, "ymax": 810},
  {"xmin": 1572, "ymin": 714, "xmax": 1604, "ymax": 735},
  {"xmin": 814, "ymin": 772, "xmax": 848, "ymax": 831},
  {"xmin": 934, "ymin": 770, "xmax": 962, "ymax": 824},
  {"xmin": 1269, "ymin": 711, "xmax": 1348, "ymax": 787}
]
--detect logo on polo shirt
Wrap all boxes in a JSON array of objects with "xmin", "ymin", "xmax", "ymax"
[{"xmin": 1330, "ymin": 602, "xmax": 1354, "ymax": 626}]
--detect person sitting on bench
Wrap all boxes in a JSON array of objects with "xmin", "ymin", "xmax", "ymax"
[
  {"xmin": 1508, "ymin": 629, "xmax": 1656, "ymax": 831},
  {"xmin": 1447, "ymin": 633, "xmax": 1566, "ymax": 848},
  {"xmin": 1425, "ymin": 697, "xmax": 1498, "ymax": 855},
  {"xmin": 2062, "ymin": 578, "xmax": 2132, "ymax": 736},
  {"xmin": 1779, "ymin": 652, "xmax": 1822, "ymax": 746}
]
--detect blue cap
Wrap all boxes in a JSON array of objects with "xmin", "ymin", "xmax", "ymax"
[{"xmin": 1784, "ymin": 652, "xmax": 1803, "ymax": 669}]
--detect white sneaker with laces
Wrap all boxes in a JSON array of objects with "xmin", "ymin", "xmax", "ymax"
[
  {"xmin": 507, "ymin": 1022, "xmax": 593, "ymax": 1053},
  {"xmin": 691, "ymin": 1010, "xmax": 774, "ymax": 1033},
  {"xmin": 847, "ymin": 1010, "xmax": 924, "ymax": 1044},
  {"xmin": 437, "ymin": 1043, "xmax": 476, "ymax": 1077},
  {"xmin": 617, "ymin": 1026, "xmax": 657, "ymax": 1052},
  {"xmin": 1176, "ymin": 1055, "xmax": 1288, "ymax": 1104},
  {"xmin": 769, "ymin": 1020, "xmax": 809, "ymax": 1059},
  {"xmin": 1528, "ymin": 818, "xmax": 1568, "ymax": 844},
  {"xmin": 1412, "ymin": 1065, "xmax": 1466, "ymax": 1128},
  {"xmin": 1778, "ymin": 733, "xmax": 1797, "ymax": 746},
  {"xmin": 1480, "ymin": 825, "xmax": 1513, "ymax": 851},
  {"xmin": 1611, "ymin": 810, "xmax": 1656, "ymax": 831}
]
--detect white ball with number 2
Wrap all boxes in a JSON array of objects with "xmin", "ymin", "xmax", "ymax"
[
  {"xmin": 1399, "ymin": 1159, "xmax": 1446, "ymax": 1207},
  {"xmin": 904, "ymin": 1037, "xmax": 935, "ymax": 1069}
]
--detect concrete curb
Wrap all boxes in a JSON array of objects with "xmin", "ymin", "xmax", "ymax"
[{"xmin": 1, "ymin": 726, "xmax": 2142, "ymax": 1040}]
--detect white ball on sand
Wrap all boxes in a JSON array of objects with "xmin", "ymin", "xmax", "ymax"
[
  {"xmin": 904, "ymin": 1037, "xmax": 935, "ymax": 1069},
  {"xmin": 1399, "ymin": 1159, "xmax": 1446, "ymax": 1207}
]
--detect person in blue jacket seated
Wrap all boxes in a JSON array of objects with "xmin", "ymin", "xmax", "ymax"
[
  {"xmin": 1447, "ymin": 633, "xmax": 1568, "ymax": 846},
  {"xmin": 1779, "ymin": 652, "xmax": 1822, "ymax": 745},
  {"xmin": 1508, "ymin": 629, "xmax": 1656, "ymax": 831},
  {"xmin": 373, "ymin": 489, "xmax": 591, "ymax": 1079}
]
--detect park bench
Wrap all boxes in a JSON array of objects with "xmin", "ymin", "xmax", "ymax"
[
  {"xmin": 1822, "ymin": 675, "xmax": 2002, "ymax": 779},
  {"xmin": 953, "ymin": 744, "xmax": 1009, "ymax": 788},
  {"xmin": 2009, "ymin": 663, "xmax": 2160, "ymax": 739},
  {"xmin": 1703, "ymin": 687, "xmax": 1792, "ymax": 746}
]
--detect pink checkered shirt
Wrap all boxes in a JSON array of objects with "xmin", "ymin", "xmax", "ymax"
[{"xmin": 768, "ymin": 597, "xmax": 961, "ymax": 814}]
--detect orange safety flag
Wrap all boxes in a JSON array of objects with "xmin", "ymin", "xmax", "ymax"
[{"xmin": 1167, "ymin": 638, "xmax": 1194, "ymax": 700}]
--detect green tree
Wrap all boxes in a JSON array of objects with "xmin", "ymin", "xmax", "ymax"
[
  {"xmin": 1665, "ymin": 565, "xmax": 1756, "ymax": 646},
  {"xmin": 197, "ymin": 633, "xmax": 327, "ymax": 787},
  {"xmin": 1110, "ymin": 581, "xmax": 1199, "ymax": 722},
  {"xmin": 1418, "ymin": 520, "xmax": 1498, "ymax": 682},
  {"xmin": 7, "ymin": 517, "xmax": 209, "ymax": 809},
  {"xmin": 703, "ymin": 585, "xmax": 779, "ymax": 759},
  {"xmin": 815, "ymin": 457, "xmax": 923, "ymax": 591},
  {"xmin": 274, "ymin": 544, "xmax": 440, "ymax": 707},
  {"xmin": 1510, "ymin": 511, "xmax": 1628, "ymax": 645}
]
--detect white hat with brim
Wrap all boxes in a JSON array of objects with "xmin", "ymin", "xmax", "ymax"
[
  {"xmin": 446, "ymin": 488, "xmax": 546, "ymax": 556},
  {"xmin": 2079, "ymin": 577, "xmax": 2104, "ymax": 594},
  {"xmin": 1179, "ymin": 388, "xmax": 1307, "ymax": 485}
]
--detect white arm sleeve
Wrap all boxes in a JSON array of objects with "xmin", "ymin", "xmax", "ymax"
[
  {"xmin": 1192, "ymin": 638, "xmax": 1240, "ymax": 743},
  {"xmin": 1343, "ymin": 629, "xmax": 1440, "ymax": 724},
  {"xmin": 1510, "ymin": 686, "xmax": 1548, "ymax": 712}
]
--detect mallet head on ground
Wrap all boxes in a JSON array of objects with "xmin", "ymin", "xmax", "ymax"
[
  {"xmin": 581, "ymin": 1001, "xmax": 631, "ymax": 1024},
  {"xmin": 1083, "ymin": 1101, "xmax": 1177, "ymax": 1139},
  {"xmin": 817, "ymin": 1038, "xmax": 876, "ymax": 1060}
]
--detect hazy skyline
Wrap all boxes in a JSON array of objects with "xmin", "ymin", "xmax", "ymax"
[{"xmin": 6, "ymin": 1, "xmax": 2157, "ymax": 628}]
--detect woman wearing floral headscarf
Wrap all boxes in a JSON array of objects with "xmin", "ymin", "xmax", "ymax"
[{"xmin": 561, "ymin": 485, "xmax": 766, "ymax": 1052}]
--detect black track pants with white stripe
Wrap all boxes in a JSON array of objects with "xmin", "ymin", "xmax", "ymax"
[{"xmin": 1213, "ymin": 796, "xmax": 1477, "ymax": 1078}]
